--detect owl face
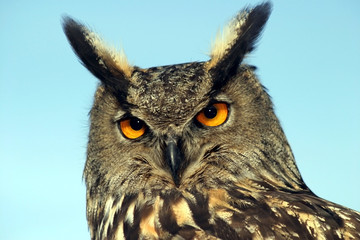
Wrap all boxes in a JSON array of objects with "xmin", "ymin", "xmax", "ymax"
[{"xmin": 86, "ymin": 59, "xmax": 297, "ymax": 199}]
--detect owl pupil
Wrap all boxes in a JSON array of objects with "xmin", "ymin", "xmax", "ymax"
[
  {"xmin": 204, "ymin": 105, "xmax": 217, "ymax": 119},
  {"xmin": 130, "ymin": 118, "xmax": 143, "ymax": 131}
]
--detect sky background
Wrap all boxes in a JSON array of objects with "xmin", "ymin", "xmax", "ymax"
[{"xmin": 1, "ymin": 1, "xmax": 359, "ymax": 239}]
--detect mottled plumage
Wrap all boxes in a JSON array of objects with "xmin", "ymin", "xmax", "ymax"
[{"xmin": 63, "ymin": 2, "xmax": 360, "ymax": 239}]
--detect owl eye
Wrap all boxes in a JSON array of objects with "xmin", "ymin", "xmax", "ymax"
[
  {"xmin": 119, "ymin": 117, "xmax": 146, "ymax": 139},
  {"xmin": 196, "ymin": 102, "xmax": 228, "ymax": 127}
]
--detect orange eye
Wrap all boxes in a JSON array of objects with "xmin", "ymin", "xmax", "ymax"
[
  {"xmin": 196, "ymin": 103, "xmax": 228, "ymax": 127},
  {"xmin": 119, "ymin": 117, "xmax": 146, "ymax": 139}
]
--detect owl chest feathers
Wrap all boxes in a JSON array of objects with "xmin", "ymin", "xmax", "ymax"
[{"xmin": 92, "ymin": 186, "xmax": 360, "ymax": 240}]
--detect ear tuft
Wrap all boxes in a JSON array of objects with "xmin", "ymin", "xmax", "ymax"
[
  {"xmin": 208, "ymin": 10, "xmax": 249, "ymax": 68},
  {"xmin": 206, "ymin": 2, "xmax": 272, "ymax": 84},
  {"xmin": 62, "ymin": 16, "xmax": 133, "ymax": 85}
]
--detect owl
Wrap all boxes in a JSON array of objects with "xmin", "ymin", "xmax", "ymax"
[{"xmin": 63, "ymin": 2, "xmax": 360, "ymax": 240}]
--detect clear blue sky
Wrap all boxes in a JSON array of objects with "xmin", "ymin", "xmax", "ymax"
[{"xmin": 1, "ymin": 1, "xmax": 359, "ymax": 239}]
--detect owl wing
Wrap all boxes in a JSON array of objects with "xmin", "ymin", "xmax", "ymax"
[{"xmin": 221, "ymin": 189, "xmax": 360, "ymax": 239}]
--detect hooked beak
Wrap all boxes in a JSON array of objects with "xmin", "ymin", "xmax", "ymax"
[{"xmin": 165, "ymin": 137, "xmax": 182, "ymax": 186}]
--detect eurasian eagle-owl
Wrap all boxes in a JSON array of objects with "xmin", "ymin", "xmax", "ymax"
[{"xmin": 63, "ymin": 2, "xmax": 360, "ymax": 239}]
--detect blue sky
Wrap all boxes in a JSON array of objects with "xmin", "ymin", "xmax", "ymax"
[{"xmin": 1, "ymin": 1, "xmax": 359, "ymax": 239}]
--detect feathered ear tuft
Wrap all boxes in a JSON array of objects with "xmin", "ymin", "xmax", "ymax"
[
  {"xmin": 206, "ymin": 2, "xmax": 272, "ymax": 87},
  {"xmin": 62, "ymin": 16, "xmax": 133, "ymax": 96}
]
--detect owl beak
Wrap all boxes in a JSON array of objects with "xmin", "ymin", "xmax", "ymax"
[{"xmin": 165, "ymin": 137, "xmax": 182, "ymax": 186}]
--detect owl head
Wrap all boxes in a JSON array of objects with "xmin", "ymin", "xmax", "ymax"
[{"xmin": 63, "ymin": 2, "xmax": 308, "ymax": 235}]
